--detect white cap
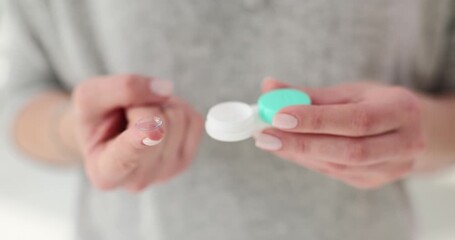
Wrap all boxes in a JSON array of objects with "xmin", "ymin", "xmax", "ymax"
[{"xmin": 206, "ymin": 101, "xmax": 265, "ymax": 142}]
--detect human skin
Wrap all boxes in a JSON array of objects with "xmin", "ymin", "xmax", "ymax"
[
  {"xmin": 14, "ymin": 74, "xmax": 455, "ymax": 191},
  {"xmin": 13, "ymin": 74, "xmax": 204, "ymax": 192},
  {"xmin": 254, "ymin": 78, "xmax": 455, "ymax": 189}
]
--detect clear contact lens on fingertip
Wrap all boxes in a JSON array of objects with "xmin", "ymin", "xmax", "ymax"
[{"xmin": 135, "ymin": 116, "xmax": 164, "ymax": 132}]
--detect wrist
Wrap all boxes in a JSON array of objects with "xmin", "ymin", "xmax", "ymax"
[{"xmin": 415, "ymin": 94, "xmax": 455, "ymax": 172}]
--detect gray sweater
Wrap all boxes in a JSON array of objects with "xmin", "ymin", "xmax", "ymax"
[{"xmin": 3, "ymin": 0, "xmax": 455, "ymax": 239}]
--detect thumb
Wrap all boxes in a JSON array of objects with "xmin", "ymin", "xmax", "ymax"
[{"xmin": 87, "ymin": 117, "xmax": 165, "ymax": 190}]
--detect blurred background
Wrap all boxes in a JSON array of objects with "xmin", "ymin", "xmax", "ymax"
[
  {"xmin": 0, "ymin": 1, "xmax": 77, "ymax": 239},
  {"xmin": 1, "ymin": 1, "xmax": 455, "ymax": 240}
]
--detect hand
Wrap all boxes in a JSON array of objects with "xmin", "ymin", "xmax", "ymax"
[
  {"xmin": 254, "ymin": 78, "xmax": 426, "ymax": 189},
  {"xmin": 69, "ymin": 74, "xmax": 202, "ymax": 191},
  {"xmin": 122, "ymin": 100, "xmax": 204, "ymax": 192}
]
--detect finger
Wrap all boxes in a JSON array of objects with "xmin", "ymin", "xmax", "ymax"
[
  {"xmin": 261, "ymin": 77, "xmax": 361, "ymax": 104},
  {"xmin": 74, "ymin": 74, "xmax": 173, "ymax": 123},
  {"xmin": 122, "ymin": 107, "xmax": 166, "ymax": 192},
  {"xmin": 272, "ymin": 102, "xmax": 404, "ymax": 136},
  {"xmin": 271, "ymin": 148, "xmax": 413, "ymax": 189},
  {"xmin": 87, "ymin": 115, "xmax": 165, "ymax": 190},
  {"xmin": 338, "ymin": 160, "xmax": 414, "ymax": 189},
  {"xmin": 338, "ymin": 160, "xmax": 414, "ymax": 176},
  {"xmin": 173, "ymin": 101, "xmax": 204, "ymax": 175},
  {"xmin": 154, "ymin": 100, "xmax": 188, "ymax": 182},
  {"xmin": 255, "ymin": 129, "xmax": 419, "ymax": 166}
]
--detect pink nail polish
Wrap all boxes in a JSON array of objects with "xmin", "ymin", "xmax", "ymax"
[
  {"xmin": 149, "ymin": 79, "xmax": 174, "ymax": 97},
  {"xmin": 273, "ymin": 113, "xmax": 298, "ymax": 129},
  {"xmin": 254, "ymin": 133, "xmax": 282, "ymax": 151}
]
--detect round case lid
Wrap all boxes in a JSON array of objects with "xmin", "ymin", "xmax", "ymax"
[
  {"xmin": 205, "ymin": 102, "xmax": 256, "ymax": 142},
  {"xmin": 258, "ymin": 89, "xmax": 311, "ymax": 124}
]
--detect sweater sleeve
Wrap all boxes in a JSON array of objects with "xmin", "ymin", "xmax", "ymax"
[{"xmin": 0, "ymin": 0, "xmax": 61, "ymax": 158}]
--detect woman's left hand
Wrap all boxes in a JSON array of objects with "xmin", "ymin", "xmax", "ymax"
[{"xmin": 254, "ymin": 79, "xmax": 427, "ymax": 189}]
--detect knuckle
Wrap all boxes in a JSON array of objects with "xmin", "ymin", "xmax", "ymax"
[
  {"xmin": 403, "ymin": 161, "xmax": 414, "ymax": 174},
  {"xmin": 122, "ymin": 74, "xmax": 143, "ymax": 87},
  {"xmin": 406, "ymin": 96, "xmax": 422, "ymax": 116},
  {"xmin": 294, "ymin": 137, "xmax": 308, "ymax": 154},
  {"xmin": 175, "ymin": 107, "xmax": 186, "ymax": 119},
  {"xmin": 403, "ymin": 138, "xmax": 415, "ymax": 153},
  {"xmin": 118, "ymin": 157, "xmax": 139, "ymax": 172},
  {"xmin": 404, "ymin": 133, "xmax": 426, "ymax": 155},
  {"xmin": 344, "ymin": 140, "xmax": 369, "ymax": 163},
  {"xmin": 309, "ymin": 109, "xmax": 325, "ymax": 131},
  {"xmin": 72, "ymin": 84, "xmax": 91, "ymax": 109},
  {"xmin": 350, "ymin": 107, "xmax": 375, "ymax": 135},
  {"xmin": 414, "ymin": 138, "xmax": 426, "ymax": 153},
  {"xmin": 392, "ymin": 87, "xmax": 422, "ymax": 117},
  {"xmin": 126, "ymin": 137, "xmax": 146, "ymax": 155},
  {"xmin": 121, "ymin": 74, "xmax": 143, "ymax": 99}
]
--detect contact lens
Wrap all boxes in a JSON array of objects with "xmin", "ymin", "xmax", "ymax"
[{"xmin": 135, "ymin": 117, "xmax": 163, "ymax": 131}]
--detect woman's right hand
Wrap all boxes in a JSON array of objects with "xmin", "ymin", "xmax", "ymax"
[{"xmin": 65, "ymin": 74, "xmax": 202, "ymax": 192}]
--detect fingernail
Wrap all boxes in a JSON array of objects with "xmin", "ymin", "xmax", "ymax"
[
  {"xmin": 142, "ymin": 137, "xmax": 162, "ymax": 146},
  {"xmin": 136, "ymin": 117, "xmax": 165, "ymax": 146},
  {"xmin": 273, "ymin": 113, "xmax": 298, "ymax": 129},
  {"xmin": 254, "ymin": 133, "xmax": 282, "ymax": 151},
  {"xmin": 150, "ymin": 79, "xmax": 174, "ymax": 97}
]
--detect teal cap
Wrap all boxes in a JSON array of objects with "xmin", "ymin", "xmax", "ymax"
[{"xmin": 258, "ymin": 89, "xmax": 311, "ymax": 124}]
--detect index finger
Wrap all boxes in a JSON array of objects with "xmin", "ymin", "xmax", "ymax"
[
  {"xmin": 73, "ymin": 74, "xmax": 173, "ymax": 123},
  {"xmin": 272, "ymin": 102, "xmax": 405, "ymax": 137}
]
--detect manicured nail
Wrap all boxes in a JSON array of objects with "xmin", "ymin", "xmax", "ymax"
[
  {"xmin": 254, "ymin": 133, "xmax": 282, "ymax": 151},
  {"xmin": 142, "ymin": 138, "xmax": 162, "ymax": 146},
  {"xmin": 135, "ymin": 117, "xmax": 165, "ymax": 146},
  {"xmin": 150, "ymin": 79, "xmax": 174, "ymax": 97},
  {"xmin": 273, "ymin": 113, "xmax": 298, "ymax": 129}
]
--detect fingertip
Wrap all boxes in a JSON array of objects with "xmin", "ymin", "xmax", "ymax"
[
  {"xmin": 135, "ymin": 117, "xmax": 165, "ymax": 144},
  {"xmin": 272, "ymin": 113, "xmax": 299, "ymax": 130},
  {"xmin": 149, "ymin": 78, "xmax": 174, "ymax": 97},
  {"xmin": 253, "ymin": 131, "xmax": 283, "ymax": 151}
]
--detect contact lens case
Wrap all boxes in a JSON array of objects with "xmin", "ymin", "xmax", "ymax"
[{"xmin": 206, "ymin": 89, "xmax": 311, "ymax": 142}]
